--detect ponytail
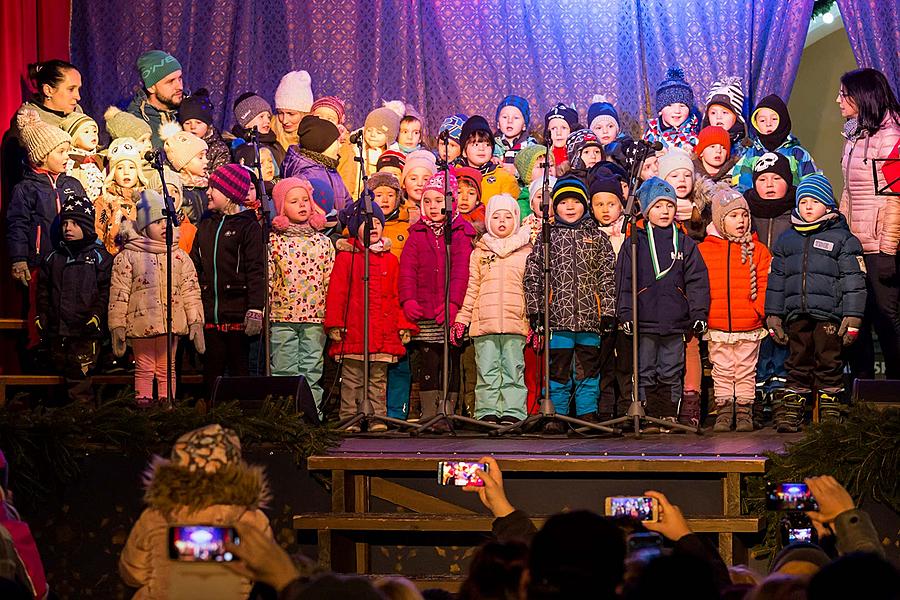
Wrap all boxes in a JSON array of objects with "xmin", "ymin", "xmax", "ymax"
[{"xmin": 27, "ymin": 59, "xmax": 77, "ymax": 100}]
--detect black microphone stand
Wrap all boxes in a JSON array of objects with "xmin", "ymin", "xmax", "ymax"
[
  {"xmin": 248, "ymin": 128, "xmax": 273, "ymax": 376},
  {"xmin": 492, "ymin": 148, "xmax": 616, "ymax": 436},
  {"xmin": 148, "ymin": 150, "xmax": 177, "ymax": 406},
  {"xmin": 415, "ymin": 133, "xmax": 499, "ymax": 434}
]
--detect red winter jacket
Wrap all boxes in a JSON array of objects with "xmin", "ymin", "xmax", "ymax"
[{"xmin": 324, "ymin": 238, "xmax": 418, "ymax": 358}]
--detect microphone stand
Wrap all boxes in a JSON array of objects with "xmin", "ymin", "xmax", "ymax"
[
  {"xmin": 492, "ymin": 148, "xmax": 616, "ymax": 436},
  {"xmin": 338, "ymin": 134, "xmax": 417, "ymax": 433},
  {"xmin": 415, "ymin": 133, "xmax": 499, "ymax": 434},
  {"xmin": 148, "ymin": 151, "xmax": 177, "ymax": 406},
  {"xmin": 248, "ymin": 128, "xmax": 273, "ymax": 376}
]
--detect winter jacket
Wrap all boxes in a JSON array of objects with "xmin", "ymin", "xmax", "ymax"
[
  {"xmin": 524, "ymin": 218, "xmax": 616, "ymax": 333},
  {"xmin": 729, "ymin": 134, "xmax": 819, "ymax": 193},
  {"xmin": 383, "ymin": 200, "xmax": 419, "ymax": 259},
  {"xmin": 643, "ymin": 114, "xmax": 700, "ymax": 151},
  {"xmin": 127, "ymin": 89, "xmax": 178, "ymax": 149},
  {"xmin": 203, "ymin": 126, "xmax": 232, "ymax": 174},
  {"xmin": 65, "ymin": 149, "xmax": 106, "ymax": 201},
  {"xmin": 456, "ymin": 229, "xmax": 532, "ymax": 337},
  {"xmin": 698, "ymin": 230, "xmax": 771, "ymax": 332},
  {"xmin": 616, "ymin": 223, "xmax": 710, "ymax": 335},
  {"xmin": 119, "ymin": 458, "xmax": 271, "ymax": 600},
  {"xmin": 281, "ymin": 147, "xmax": 352, "ymax": 211},
  {"xmin": 839, "ymin": 116, "xmax": 900, "ymax": 254},
  {"xmin": 95, "ymin": 186, "xmax": 139, "ymax": 255},
  {"xmin": 181, "ymin": 186, "xmax": 207, "ymax": 226},
  {"xmin": 399, "ymin": 217, "xmax": 477, "ymax": 320},
  {"xmin": 765, "ymin": 214, "xmax": 866, "ymax": 323},
  {"xmin": 832, "ymin": 508, "xmax": 885, "ymax": 557},
  {"xmin": 109, "ymin": 236, "xmax": 204, "ymax": 338},
  {"xmin": 6, "ymin": 169, "xmax": 86, "ymax": 267},
  {"xmin": 191, "ymin": 210, "xmax": 266, "ymax": 324},
  {"xmin": 268, "ymin": 226, "xmax": 335, "ymax": 323},
  {"xmin": 691, "ymin": 155, "xmax": 739, "ymax": 184},
  {"xmin": 37, "ymin": 239, "xmax": 112, "ymax": 339},
  {"xmin": 324, "ymin": 238, "xmax": 418, "ymax": 357},
  {"xmin": 225, "ymin": 126, "xmax": 285, "ymax": 167}
]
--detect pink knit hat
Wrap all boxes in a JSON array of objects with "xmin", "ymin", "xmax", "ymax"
[
  {"xmin": 310, "ymin": 96, "xmax": 346, "ymax": 125},
  {"xmin": 208, "ymin": 164, "xmax": 252, "ymax": 205},
  {"xmin": 423, "ymin": 171, "xmax": 458, "ymax": 205},
  {"xmin": 272, "ymin": 177, "xmax": 325, "ymax": 232}
]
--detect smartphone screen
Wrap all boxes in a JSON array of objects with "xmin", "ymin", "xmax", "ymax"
[
  {"xmin": 437, "ymin": 461, "xmax": 488, "ymax": 487},
  {"xmin": 168, "ymin": 526, "xmax": 239, "ymax": 562},
  {"xmin": 766, "ymin": 482, "xmax": 819, "ymax": 511},
  {"xmin": 605, "ymin": 496, "xmax": 659, "ymax": 522}
]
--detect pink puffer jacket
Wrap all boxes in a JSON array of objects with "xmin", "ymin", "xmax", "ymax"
[{"xmin": 840, "ymin": 116, "xmax": 900, "ymax": 254}]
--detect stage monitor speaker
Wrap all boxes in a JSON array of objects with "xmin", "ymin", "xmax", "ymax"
[
  {"xmin": 851, "ymin": 378, "xmax": 900, "ymax": 405},
  {"xmin": 211, "ymin": 376, "xmax": 320, "ymax": 425}
]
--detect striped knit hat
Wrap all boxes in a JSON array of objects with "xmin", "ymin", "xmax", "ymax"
[
  {"xmin": 310, "ymin": 96, "xmax": 346, "ymax": 124},
  {"xmin": 552, "ymin": 175, "xmax": 590, "ymax": 215},
  {"xmin": 796, "ymin": 173, "xmax": 837, "ymax": 212},
  {"xmin": 706, "ymin": 76, "xmax": 746, "ymax": 124},
  {"xmin": 209, "ymin": 164, "xmax": 252, "ymax": 205},
  {"xmin": 59, "ymin": 112, "xmax": 96, "ymax": 138}
]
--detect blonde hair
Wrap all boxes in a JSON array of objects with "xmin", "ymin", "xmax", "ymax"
[{"xmin": 272, "ymin": 113, "xmax": 302, "ymax": 155}]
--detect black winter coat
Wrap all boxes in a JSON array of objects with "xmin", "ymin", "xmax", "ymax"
[
  {"xmin": 765, "ymin": 214, "xmax": 866, "ymax": 323},
  {"xmin": 190, "ymin": 209, "xmax": 266, "ymax": 324},
  {"xmin": 37, "ymin": 239, "xmax": 112, "ymax": 338}
]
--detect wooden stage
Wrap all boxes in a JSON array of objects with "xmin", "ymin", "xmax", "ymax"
[{"xmin": 294, "ymin": 431, "xmax": 798, "ymax": 587}]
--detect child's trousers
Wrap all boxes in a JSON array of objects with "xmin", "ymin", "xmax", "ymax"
[
  {"xmin": 270, "ymin": 322, "xmax": 326, "ymax": 414},
  {"xmin": 684, "ymin": 334, "xmax": 702, "ymax": 393},
  {"xmin": 132, "ymin": 335, "xmax": 178, "ymax": 399},
  {"xmin": 708, "ymin": 337, "xmax": 762, "ymax": 405},
  {"xmin": 549, "ymin": 331, "xmax": 601, "ymax": 416},
  {"xmin": 637, "ymin": 333, "xmax": 685, "ymax": 410},
  {"xmin": 203, "ymin": 328, "xmax": 250, "ymax": 399},
  {"xmin": 340, "ymin": 358, "xmax": 388, "ymax": 419},
  {"xmin": 598, "ymin": 329, "xmax": 633, "ymax": 417},
  {"xmin": 756, "ymin": 337, "xmax": 789, "ymax": 392},
  {"xmin": 785, "ymin": 318, "xmax": 844, "ymax": 393},
  {"xmin": 50, "ymin": 336, "xmax": 100, "ymax": 404},
  {"xmin": 473, "ymin": 334, "xmax": 527, "ymax": 419},
  {"xmin": 386, "ymin": 355, "xmax": 411, "ymax": 419}
]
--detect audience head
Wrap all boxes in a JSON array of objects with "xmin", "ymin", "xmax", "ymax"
[
  {"xmin": 374, "ymin": 576, "xmax": 423, "ymax": 600},
  {"xmin": 744, "ymin": 573, "xmax": 809, "ymax": 600},
  {"xmin": 808, "ymin": 552, "xmax": 900, "ymax": 600},
  {"xmin": 771, "ymin": 542, "xmax": 831, "ymax": 578},
  {"xmin": 624, "ymin": 553, "xmax": 718, "ymax": 600},
  {"xmin": 300, "ymin": 573, "xmax": 388, "ymax": 599},
  {"xmin": 458, "ymin": 540, "xmax": 528, "ymax": 600}
]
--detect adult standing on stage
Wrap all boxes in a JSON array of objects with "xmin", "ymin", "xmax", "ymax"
[
  {"xmin": 837, "ymin": 68, "xmax": 900, "ymax": 379},
  {"xmin": 127, "ymin": 50, "xmax": 184, "ymax": 149}
]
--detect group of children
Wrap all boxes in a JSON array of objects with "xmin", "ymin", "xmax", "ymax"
[{"xmin": 7, "ymin": 52, "xmax": 868, "ymax": 434}]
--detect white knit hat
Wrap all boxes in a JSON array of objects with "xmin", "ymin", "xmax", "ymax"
[
  {"xmin": 274, "ymin": 70, "xmax": 314, "ymax": 112},
  {"xmin": 657, "ymin": 147, "xmax": 695, "ymax": 181},
  {"xmin": 485, "ymin": 193, "xmax": 521, "ymax": 237}
]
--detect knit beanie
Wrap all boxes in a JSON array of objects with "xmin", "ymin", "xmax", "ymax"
[
  {"xmin": 308, "ymin": 177, "xmax": 337, "ymax": 216},
  {"xmin": 234, "ymin": 93, "xmax": 273, "ymax": 129},
  {"xmin": 178, "ymin": 88, "xmax": 214, "ymax": 126},
  {"xmin": 274, "ymin": 70, "xmax": 313, "ymax": 112},
  {"xmin": 297, "ymin": 115, "xmax": 340, "ymax": 153},
  {"xmin": 107, "ymin": 137, "xmax": 144, "ymax": 172},
  {"xmin": 485, "ymin": 193, "xmax": 521, "ymax": 237},
  {"xmin": 565, "ymin": 129, "xmax": 602, "ymax": 170},
  {"xmin": 137, "ymin": 50, "xmax": 182, "ymax": 89},
  {"xmin": 459, "ymin": 115, "xmax": 494, "ymax": 149},
  {"xmin": 751, "ymin": 152, "xmax": 793, "ymax": 188},
  {"xmin": 657, "ymin": 147, "xmax": 695, "ymax": 181},
  {"xmin": 529, "ymin": 177, "xmax": 557, "ymax": 207},
  {"xmin": 544, "ymin": 103, "xmax": 579, "ymax": 136},
  {"xmin": 147, "ymin": 167, "xmax": 183, "ymax": 207},
  {"xmin": 695, "ymin": 126, "xmax": 731, "ymax": 158},
  {"xmin": 164, "ymin": 130, "xmax": 208, "ymax": 171},
  {"xmin": 423, "ymin": 171, "xmax": 459, "ymax": 204},
  {"xmin": 655, "ymin": 66, "xmax": 695, "ymax": 113},
  {"xmin": 772, "ymin": 543, "xmax": 832, "ymax": 574},
  {"xmin": 796, "ymin": 173, "xmax": 837, "ymax": 212},
  {"xmin": 439, "ymin": 113, "xmax": 468, "ymax": 143},
  {"xmin": 135, "ymin": 189, "xmax": 167, "ymax": 232},
  {"xmin": 587, "ymin": 95, "xmax": 620, "ymax": 130},
  {"xmin": 751, "ymin": 94, "xmax": 792, "ymax": 151},
  {"xmin": 515, "ymin": 144, "xmax": 549, "ymax": 186},
  {"xmin": 552, "ymin": 175, "xmax": 590, "ymax": 216},
  {"xmin": 310, "ymin": 96, "xmax": 346, "ymax": 124},
  {"xmin": 60, "ymin": 191, "xmax": 96, "ymax": 239},
  {"xmin": 104, "ymin": 106, "xmax": 152, "ymax": 141},
  {"xmin": 345, "ymin": 198, "xmax": 386, "ymax": 238},
  {"xmin": 209, "ymin": 164, "xmax": 252, "ymax": 205},
  {"xmin": 59, "ymin": 112, "xmax": 96, "ymax": 139},
  {"xmin": 589, "ymin": 161, "xmax": 628, "ymax": 183},
  {"xmin": 705, "ymin": 76, "xmax": 745, "ymax": 124},
  {"xmin": 365, "ymin": 101, "xmax": 406, "ymax": 145},
  {"xmin": 636, "ymin": 177, "xmax": 677, "ymax": 217},
  {"xmin": 455, "ymin": 166, "xmax": 483, "ymax": 204},
  {"xmin": 589, "ymin": 174, "xmax": 624, "ymax": 203},
  {"xmin": 377, "ymin": 150, "xmax": 406, "ymax": 173},
  {"xmin": 496, "ymin": 95, "xmax": 531, "ymax": 129},
  {"xmin": 403, "ymin": 103, "xmax": 424, "ymax": 125},
  {"xmin": 16, "ymin": 108, "xmax": 71, "ymax": 164},
  {"xmin": 366, "ymin": 171, "xmax": 401, "ymax": 194},
  {"xmin": 712, "ymin": 183, "xmax": 758, "ymax": 298},
  {"xmin": 400, "ymin": 149, "xmax": 437, "ymax": 184},
  {"xmin": 170, "ymin": 424, "xmax": 241, "ymax": 474}
]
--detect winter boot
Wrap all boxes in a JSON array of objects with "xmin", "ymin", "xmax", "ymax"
[
  {"xmin": 775, "ymin": 390, "xmax": 807, "ymax": 433},
  {"xmin": 753, "ymin": 388, "xmax": 768, "ymax": 429},
  {"xmin": 817, "ymin": 390, "xmax": 844, "ymax": 423},
  {"xmin": 419, "ymin": 391, "xmax": 441, "ymax": 422},
  {"xmin": 642, "ymin": 385, "xmax": 665, "ymax": 434},
  {"xmin": 734, "ymin": 401, "xmax": 754, "ymax": 432},
  {"xmin": 678, "ymin": 390, "xmax": 702, "ymax": 427},
  {"xmin": 713, "ymin": 400, "xmax": 734, "ymax": 432}
]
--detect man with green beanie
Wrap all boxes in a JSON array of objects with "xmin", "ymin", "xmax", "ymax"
[{"xmin": 127, "ymin": 50, "xmax": 185, "ymax": 148}]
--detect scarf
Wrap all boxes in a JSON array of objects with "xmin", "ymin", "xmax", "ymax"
[
  {"xmin": 180, "ymin": 171, "xmax": 209, "ymax": 188},
  {"xmin": 299, "ymin": 148, "xmax": 340, "ymax": 171},
  {"xmin": 480, "ymin": 224, "xmax": 532, "ymax": 258},
  {"xmin": 646, "ymin": 223, "xmax": 680, "ymax": 280},
  {"xmin": 717, "ymin": 225, "xmax": 759, "ymax": 301},
  {"xmin": 278, "ymin": 222, "xmax": 317, "ymax": 237},
  {"xmin": 791, "ymin": 210, "xmax": 838, "ymax": 234},
  {"xmin": 422, "ymin": 211, "xmax": 459, "ymax": 238},
  {"xmin": 745, "ymin": 187, "xmax": 796, "ymax": 220}
]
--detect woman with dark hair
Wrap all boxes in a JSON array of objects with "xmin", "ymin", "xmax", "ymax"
[
  {"xmin": 838, "ymin": 68, "xmax": 900, "ymax": 380},
  {"xmin": 14, "ymin": 59, "xmax": 83, "ymax": 133}
]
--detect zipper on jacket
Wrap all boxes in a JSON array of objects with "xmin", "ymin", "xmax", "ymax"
[
  {"xmin": 801, "ymin": 237, "xmax": 809, "ymax": 311},
  {"xmin": 726, "ymin": 243, "xmax": 733, "ymax": 332},
  {"xmin": 766, "ymin": 218, "xmax": 773, "ymax": 249},
  {"xmin": 213, "ymin": 219, "xmax": 225, "ymax": 324},
  {"xmin": 843, "ymin": 141, "xmax": 856, "ymax": 228}
]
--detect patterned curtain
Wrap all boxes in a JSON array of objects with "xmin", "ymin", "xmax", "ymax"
[
  {"xmin": 836, "ymin": 0, "xmax": 900, "ymax": 93},
  {"xmin": 70, "ymin": 0, "xmax": 813, "ymax": 137}
]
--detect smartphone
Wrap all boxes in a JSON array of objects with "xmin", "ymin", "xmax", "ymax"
[
  {"xmin": 779, "ymin": 513, "xmax": 818, "ymax": 546},
  {"xmin": 766, "ymin": 482, "xmax": 819, "ymax": 511},
  {"xmin": 168, "ymin": 526, "xmax": 239, "ymax": 562},
  {"xmin": 626, "ymin": 532, "xmax": 664, "ymax": 554},
  {"xmin": 437, "ymin": 461, "xmax": 488, "ymax": 487},
  {"xmin": 605, "ymin": 496, "xmax": 659, "ymax": 522}
]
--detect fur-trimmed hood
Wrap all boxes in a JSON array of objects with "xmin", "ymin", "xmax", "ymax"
[{"xmin": 142, "ymin": 456, "xmax": 271, "ymax": 516}]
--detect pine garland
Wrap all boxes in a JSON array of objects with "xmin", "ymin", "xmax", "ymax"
[{"xmin": 812, "ymin": 0, "xmax": 837, "ymax": 19}]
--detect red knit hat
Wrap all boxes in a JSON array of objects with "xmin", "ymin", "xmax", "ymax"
[
  {"xmin": 454, "ymin": 166, "xmax": 483, "ymax": 204},
  {"xmin": 310, "ymin": 96, "xmax": 346, "ymax": 125},
  {"xmin": 695, "ymin": 126, "xmax": 731, "ymax": 158},
  {"xmin": 209, "ymin": 164, "xmax": 252, "ymax": 205}
]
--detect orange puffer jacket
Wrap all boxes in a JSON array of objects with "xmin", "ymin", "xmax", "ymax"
[{"xmin": 698, "ymin": 230, "xmax": 771, "ymax": 332}]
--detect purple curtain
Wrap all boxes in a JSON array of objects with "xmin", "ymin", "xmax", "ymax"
[
  {"xmin": 70, "ymin": 0, "xmax": 814, "ymax": 136},
  {"xmin": 836, "ymin": 0, "xmax": 900, "ymax": 92}
]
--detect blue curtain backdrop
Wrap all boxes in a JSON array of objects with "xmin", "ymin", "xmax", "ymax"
[
  {"xmin": 70, "ymin": 0, "xmax": 814, "ymax": 136},
  {"xmin": 836, "ymin": 0, "xmax": 900, "ymax": 94}
]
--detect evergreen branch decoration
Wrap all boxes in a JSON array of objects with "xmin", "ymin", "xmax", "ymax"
[{"xmin": 812, "ymin": 0, "xmax": 837, "ymax": 20}]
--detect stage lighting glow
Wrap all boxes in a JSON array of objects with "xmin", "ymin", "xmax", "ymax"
[
  {"xmin": 822, "ymin": 12, "xmax": 834, "ymax": 24},
  {"xmin": 189, "ymin": 529, "xmax": 214, "ymax": 544}
]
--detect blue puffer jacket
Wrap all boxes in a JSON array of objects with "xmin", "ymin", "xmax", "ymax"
[
  {"xmin": 765, "ymin": 214, "xmax": 866, "ymax": 323},
  {"xmin": 616, "ymin": 223, "xmax": 710, "ymax": 335}
]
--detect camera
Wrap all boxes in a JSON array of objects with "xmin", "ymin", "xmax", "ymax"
[{"xmin": 779, "ymin": 512, "xmax": 818, "ymax": 546}]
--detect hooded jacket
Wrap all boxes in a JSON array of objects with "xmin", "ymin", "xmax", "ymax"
[
  {"xmin": 281, "ymin": 147, "xmax": 352, "ymax": 212},
  {"xmin": 268, "ymin": 226, "xmax": 335, "ymax": 323},
  {"xmin": 127, "ymin": 88, "xmax": 178, "ymax": 149}
]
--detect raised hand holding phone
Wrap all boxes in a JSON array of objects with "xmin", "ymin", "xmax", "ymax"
[{"xmin": 461, "ymin": 456, "xmax": 515, "ymax": 519}]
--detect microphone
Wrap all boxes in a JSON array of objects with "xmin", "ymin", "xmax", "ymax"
[
  {"xmin": 143, "ymin": 149, "xmax": 166, "ymax": 165},
  {"xmin": 437, "ymin": 129, "xmax": 450, "ymax": 142},
  {"xmin": 240, "ymin": 126, "xmax": 260, "ymax": 143},
  {"xmin": 348, "ymin": 128, "xmax": 365, "ymax": 145}
]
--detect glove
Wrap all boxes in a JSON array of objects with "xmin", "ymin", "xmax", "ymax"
[
  {"xmin": 622, "ymin": 321, "xmax": 634, "ymax": 336},
  {"xmin": 11, "ymin": 261, "xmax": 30, "ymax": 286},
  {"xmin": 766, "ymin": 315, "xmax": 788, "ymax": 345},
  {"xmin": 86, "ymin": 315, "xmax": 101, "ymax": 335},
  {"xmin": 243, "ymin": 309, "xmax": 263, "ymax": 336},
  {"xmin": 528, "ymin": 313, "xmax": 545, "ymax": 335},
  {"xmin": 525, "ymin": 329, "xmax": 543, "ymax": 351},
  {"xmin": 111, "ymin": 327, "xmax": 126, "ymax": 357},
  {"xmin": 435, "ymin": 303, "xmax": 460, "ymax": 326},
  {"xmin": 600, "ymin": 316, "xmax": 616, "ymax": 335},
  {"xmin": 189, "ymin": 323, "xmax": 206, "ymax": 354},
  {"xmin": 327, "ymin": 328, "xmax": 343, "ymax": 342},
  {"xmin": 692, "ymin": 320, "xmax": 708, "ymax": 336},
  {"xmin": 449, "ymin": 322, "xmax": 468, "ymax": 346},
  {"xmin": 399, "ymin": 329, "xmax": 411, "ymax": 345},
  {"xmin": 403, "ymin": 300, "xmax": 425, "ymax": 322},
  {"xmin": 876, "ymin": 252, "xmax": 897, "ymax": 283},
  {"xmin": 838, "ymin": 316, "xmax": 863, "ymax": 347}
]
